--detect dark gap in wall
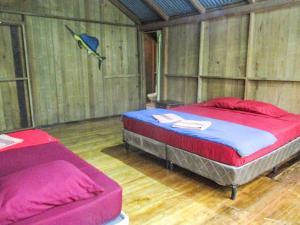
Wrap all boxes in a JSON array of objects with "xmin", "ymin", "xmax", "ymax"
[{"xmin": 10, "ymin": 25, "xmax": 29, "ymax": 128}]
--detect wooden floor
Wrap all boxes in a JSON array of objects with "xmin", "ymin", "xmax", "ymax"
[{"xmin": 44, "ymin": 117, "xmax": 300, "ymax": 225}]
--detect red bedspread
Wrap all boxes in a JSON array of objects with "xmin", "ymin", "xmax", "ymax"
[
  {"xmin": 123, "ymin": 104, "xmax": 300, "ymax": 166},
  {"xmin": 0, "ymin": 129, "xmax": 58, "ymax": 153},
  {"xmin": 0, "ymin": 130, "xmax": 122, "ymax": 225}
]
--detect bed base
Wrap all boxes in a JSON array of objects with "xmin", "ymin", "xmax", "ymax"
[
  {"xmin": 123, "ymin": 129, "xmax": 300, "ymax": 200},
  {"xmin": 104, "ymin": 211, "xmax": 129, "ymax": 225}
]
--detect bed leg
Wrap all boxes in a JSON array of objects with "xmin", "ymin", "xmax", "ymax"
[
  {"xmin": 124, "ymin": 142, "xmax": 130, "ymax": 153},
  {"xmin": 168, "ymin": 161, "xmax": 174, "ymax": 171},
  {"xmin": 231, "ymin": 185, "xmax": 238, "ymax": 200},
  {"xmin": 272, "ymin": 166, "xmax": 279, "ymax": 175},
  {"xmin": 166, "ymin": 160, "xmax": 169, "ymax": 169}
]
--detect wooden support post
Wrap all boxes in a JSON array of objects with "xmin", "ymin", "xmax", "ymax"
[
  {"xmin": 162, "ymin": 28, "xmax": 169, "ymax": 100},
  {"xmin": 21, "ymin": 21, "xmax": 35, "ymax": 128},
  {"xmin": 137, "ymin": 28, "xmax": 146, "ymax": 109},
  {"xmin": 197, "ymin": 21, "xmax": 205, "ymax": 102},
  {"xmin": 244, "ymin": 12, "xmax": 255, "ymax": 100},
  {"xmin": 156, "ymin": 30, "xmax": 163, "ymax": 101}
]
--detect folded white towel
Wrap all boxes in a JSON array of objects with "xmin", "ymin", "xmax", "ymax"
[
  {"xmin": 172, "ymin": 120, "xmax": 211, "ymax": 131},
  {"xmin": 0, "ymin": 134, "xmax": 23, "ymax": 149},
  {"xmin": 152, "ymin": 113, "xmax": 183, "ymax": 123}
]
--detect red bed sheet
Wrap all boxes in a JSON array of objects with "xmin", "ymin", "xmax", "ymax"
[
  {"xmin": 123, "ymin": 104, "xmax": 300, "ymax": 167},
  {"xmin": 0, "ymin": 129, "xmax": 58, "ymax": 153},
  {"xmin": 0, "ymin": 131, "xmax": 122, "ymax": 225}
]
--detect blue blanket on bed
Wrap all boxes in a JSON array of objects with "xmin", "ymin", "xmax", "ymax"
[{"xmin": 123, "ymin": 109, "xmax": 277, "ymax": 157}]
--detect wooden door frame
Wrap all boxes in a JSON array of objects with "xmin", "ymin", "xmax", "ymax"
[{"xmin": 0, "ymin": 19, "xmax": 35, "ymax": 131}]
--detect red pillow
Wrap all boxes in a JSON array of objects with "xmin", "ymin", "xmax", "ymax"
[
  {"xmin": 202, "ymin": 97, "xmax": 242, "ymax": 109},
  {"xmin": 235, "ymin": 100, "xmax": 288, "ymax": 117},
  {"xmin": 0, "ymin": 160, "xmax": 103, "ymax": 224}
]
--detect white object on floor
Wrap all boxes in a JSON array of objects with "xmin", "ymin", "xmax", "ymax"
[
  {"xmin": 172, "ymin": 120, "xmax": 212, "ymax": 131},
  {"xmin": 103, "ymin": 211, "xmax": 129, "ymax": 225},
  {"xmin": 0, "ymin": 134, "xmax": 23, "ymax": 149},
  {"xmin": 152, "ymin": 113, "xmax": 183, "ymax": 123},
  {"xmin": 147, "ymin": 92, "xmax": 157, "ymax": 102}
]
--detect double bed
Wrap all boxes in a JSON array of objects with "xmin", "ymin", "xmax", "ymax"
[
  {"xmin": 0, "ymin": 130, "xmax": 127, "ymax": 225},
  {"xmin": 122, "ymin": 98, "xmax": 300, "ymax": 199}
]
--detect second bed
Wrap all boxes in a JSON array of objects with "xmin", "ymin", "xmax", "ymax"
[{"xmin": 122, "ymin": 98, "xmax": 300, "ymax": 199}]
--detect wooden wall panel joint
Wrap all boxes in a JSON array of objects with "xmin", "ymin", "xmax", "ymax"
[
  {"xmin": 0, "ymin": 78, "xmax": 28, "ymax": 82},
  {"xmin": 162, "ymin": 28, "xmax": 169, "ymax": 100},
  {"xmin": 244, "ymin": 12, "xmax": 255, "ymax": 99},
  {"xmin": 104, "ymin": 74, "xmax": 138, "ymax": 79},
  {"xmin": 0, "ymin": 9, "xmax": 137, "ymax": 28},
  {"xmin": 137, "ymin": 30, "xmax": 146, "ymax": 109},
  {"xmin": 200, "ymin": 75, "xmax": 246, "ymax": 80},
  {"xmin": 0, "ymin": 19, "xmax": 24, "ymax": 25},
  {"xmin": 197, "ymin": 21, "xmax": 205, "ymax": 102},
  {"xmin": 165, "ymin": 74, "xmax": 198, "ymax": 78}
]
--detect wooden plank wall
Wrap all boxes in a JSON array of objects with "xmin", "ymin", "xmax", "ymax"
[
  {"xmin": 0, "ymin": 16, "xmax": 32, "ymax": 131},
  {"xmin": 0, "ymin": 0, "xmax": 140, "ymax": 128},
  {"xmin": 162, "ymin": 5, "xmax": 300, "ymax": 114},
  {"xmin": 165, "ymin": 24, "xmax": 200, "ymax": 104}
]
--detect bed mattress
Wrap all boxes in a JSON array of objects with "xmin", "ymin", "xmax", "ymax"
[
  {"xmin": 0, "ymin": 130, "xmax": 122, "ymax": 225},
  {"xmin": 123, "ymin": 104, "xmax": 300, "ymax": 166}
]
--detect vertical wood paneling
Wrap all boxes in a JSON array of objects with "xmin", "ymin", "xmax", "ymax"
[
  {"xmin": 0, "ymin": 13, "xmax": 22, "ymax": 22},
  {"xmin": 166, "ymin": 24, "xmax": 200, "ymax": 104},
  {"xmin": 0, "ymin": 0, "xmax": 134, "ymax": 25},
  {"xmin": 202, "ymin": 15, "xmax": 249, "ymax": 78},
  {"xmin": 163, "ymin": 6, "xmax": 300, "ymax": 113},
  {"xmin": 25, "ymin": 15, "xmax": 138, "ymax": 126},
  {"xmin": 168, "ymin": 24, "xmax": 200, "ymax": 76},
  {"xmin": 251, "ymin": 6, "xmax": 300, "ymax": 79},
  {"xmin": 26, "ymin": 17, "xmax": 58, "ymax": 125},
  {"xmin": 167, "ymin": 77, "xmax": 197, "ymax": 104},
  {"xmin": 0, "ymin": 81, "xmax": 31, "ymax": 132},
  {"xmin": 102, "ymin": 25, "xmax": 138, "ymax": 77},
  {"xmin": 0, "ymin": 26, "xmax": 15, "ymax": 79},
  {"xmin": 245, "ymin": 6, "xmax": 300, "ymax": 113},
  {"xmin": 0, "ymin": 24, "xmax": 31, "ymax": 131},
  {"xmin": 0, "ymin": 82, "xmax": 22, "ymax": 131},
  {"xmin": 246, "ymin": 81, "xmax": 300, "ymax": 113},
  {"xmin": 102, "ymin": 24, "xmax": 139, "ymax": 116},
  {"xmin": 0, "ymin": 0, "xmax": 139, "ymax": 129},
  {"xmin": 104, "ymin": 77, "xmax": 139, "ymax": 116},
  {"xmin": 201, "ymin": 78, "xmax": 245, "ymax": 101}
]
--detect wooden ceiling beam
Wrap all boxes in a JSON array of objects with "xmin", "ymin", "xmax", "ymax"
[
  {"xmin": 142, "ymin": 0, "xmax": 300, "ymax": 31},
  {"xmin": 188, "ymin": 0, "xmax": 206, "ymax": 13},
  {"xmin": 109, "ymin": 0, "xmax": 141, "ymax": 25},
  {"xmin": 142, "ymin": 0, "xmax": 169, "ymax": 21}
]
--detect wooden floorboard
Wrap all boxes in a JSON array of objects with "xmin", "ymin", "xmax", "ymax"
[{"xmin": 44, "ymin": 117, "xmax": 300, "ymax": 225}]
